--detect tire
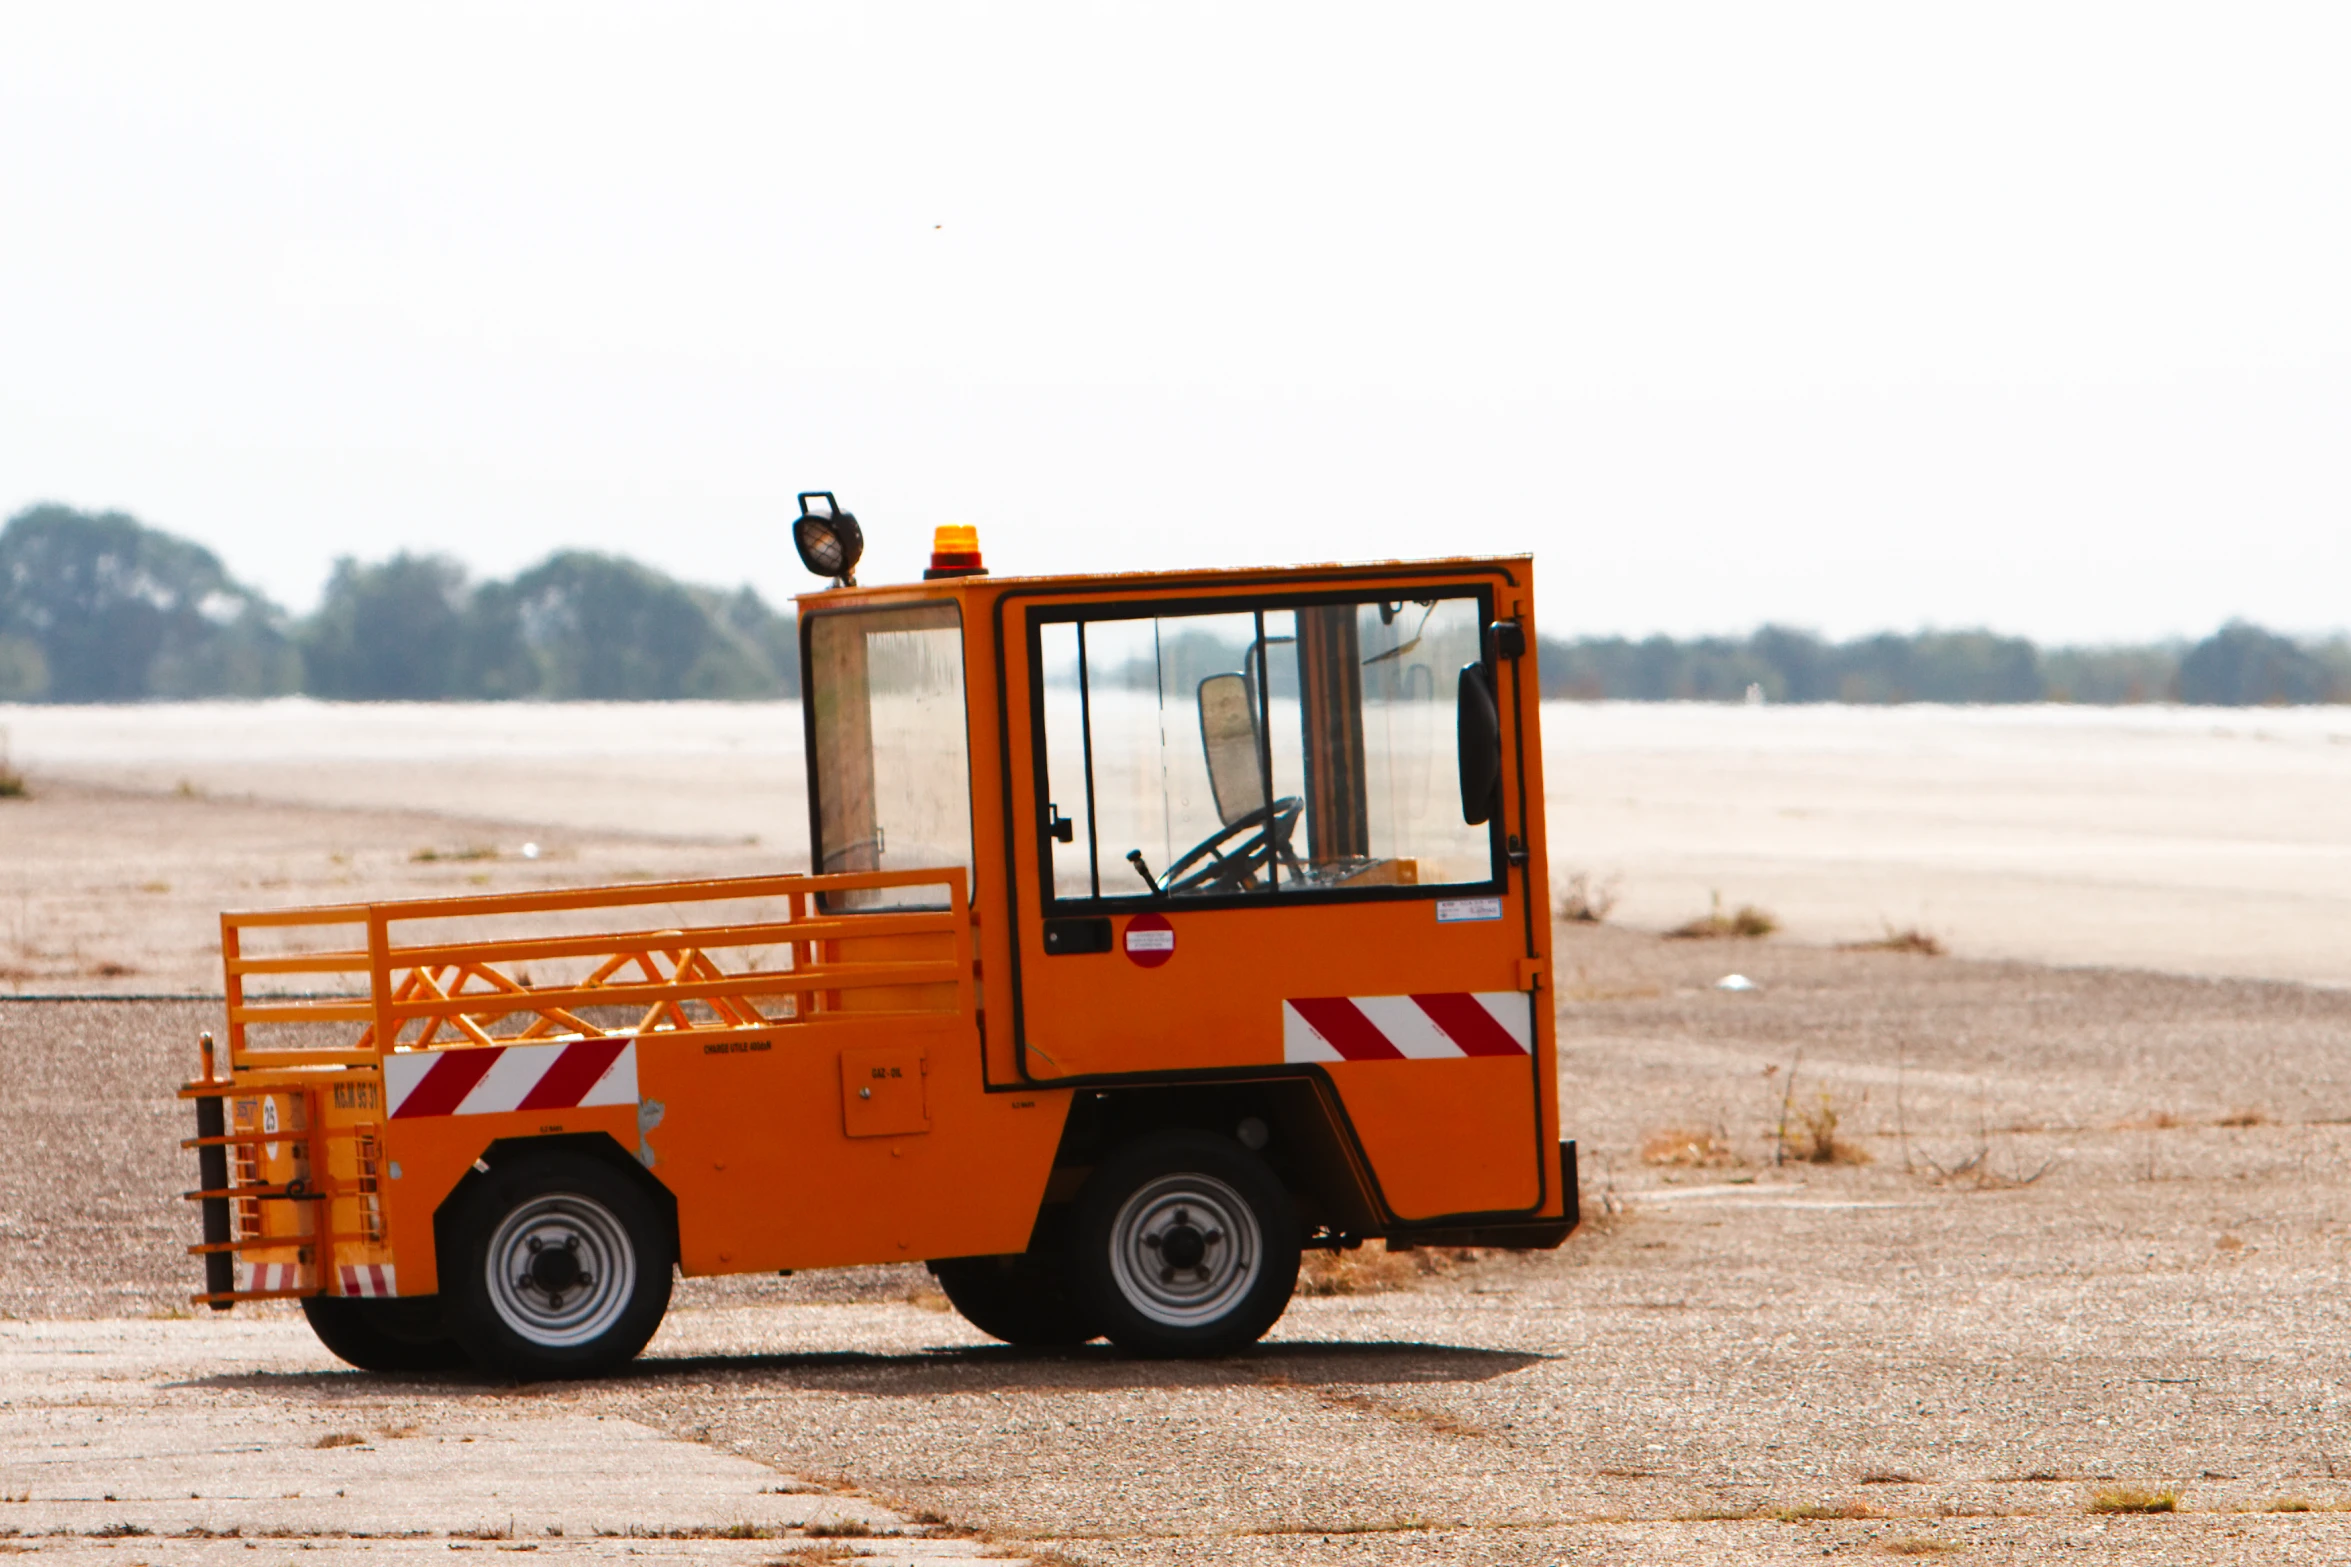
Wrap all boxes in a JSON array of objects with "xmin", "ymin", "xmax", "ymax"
[
  {"xmin": 929, "ymin": 1252, "xmax": 1100, "ymax": 1347},
  {"xmin": 442, "ymin": 1151, "xmax": 674, "ymax": 1381},
  {"xmin": 1069, "ymin": 1130, "xmax": 1300, "ymax": 1357},
  {"xmin": 301, "ymin": 1294, "xmax": 470, "ymax": 1374}
]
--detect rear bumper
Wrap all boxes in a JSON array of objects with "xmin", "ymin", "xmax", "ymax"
[{"xmin": 1387, "ymin": 1141, "xmax": 1580, "ymax": 1250}]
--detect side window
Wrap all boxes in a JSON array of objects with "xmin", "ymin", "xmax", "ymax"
[
  {"xmin": 1034, "ymin": 595, "xmax": 1494, "ymax": 903},
  {"xmin": 807, "ymin": 604, "xmax": 973, "ymax": 910}
]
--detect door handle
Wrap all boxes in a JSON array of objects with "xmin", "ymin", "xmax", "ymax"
[{"xmin": 1046, "ymin": 804, "xmax": 1075, "ymax": 844}]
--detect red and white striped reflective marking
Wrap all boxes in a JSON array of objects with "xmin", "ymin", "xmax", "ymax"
[
  {"xmin": 1282, "ymin": 992, "xmax": 1532, "ymax": 1062},
  {"xmin": 338, "ymin": 1264, "xmax": 397, "ymax": 1298},
  {"xmin": 237, "ymin": 1261, "xmax": 302, "ymax": 1293},
  {"xmin": 385, "ymin": 1039, "xmax": 638, "ymax": 1120}
]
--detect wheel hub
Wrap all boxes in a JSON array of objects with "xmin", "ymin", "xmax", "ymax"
[{"xmin": 524, "ymin": 1235, "xmax": 588, "ymax": 1298}]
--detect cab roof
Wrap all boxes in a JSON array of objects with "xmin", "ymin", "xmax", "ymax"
[{"xmin": 792, "ymin": 553, "xmax": 1531, "ymax": 615}]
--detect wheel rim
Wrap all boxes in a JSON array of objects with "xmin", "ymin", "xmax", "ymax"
[
  {"xmin": 484, "ymin": 1192, "xmax": 636, "ymax": 1349},
  {"xmin": 1107, "ymin": 1173, "xmax": 1261, "ymax": 1329}
]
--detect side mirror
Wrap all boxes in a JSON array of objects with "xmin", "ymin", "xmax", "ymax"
[
  {"xmin": 1197, "ymin": 672, "xmax": 1267, "ymax": 826},
  {"xmin": 1457, "ymin": 663, "xmax": 1500, "ymax": 825}
]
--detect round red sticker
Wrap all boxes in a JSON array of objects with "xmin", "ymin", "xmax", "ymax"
[{"xmin": 1123, "ymin": 912, "xmax": 1175, "ymax": 968}]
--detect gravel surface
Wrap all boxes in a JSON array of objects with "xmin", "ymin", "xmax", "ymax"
[{"xmin": 7, "ymin": 926, "xmax": 2351, "ymax": 1562}]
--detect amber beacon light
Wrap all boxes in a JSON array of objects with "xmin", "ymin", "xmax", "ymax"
[{"xmin": 924, "ymin": 524, "xmax": 987, "ymax": 580}]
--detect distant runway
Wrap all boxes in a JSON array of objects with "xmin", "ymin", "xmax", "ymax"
[
  {"xmin": 7, "ymin": 698, "xmax": 2351, "ymax": 986},
  {"xmin": 1547, "ymin": 701, "xmax": 2351, "ymax": 986}
]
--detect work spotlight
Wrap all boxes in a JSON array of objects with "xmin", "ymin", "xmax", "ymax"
[{"xmin": 792, "ymin": 493, "xmax": 864, "ymax": 587}]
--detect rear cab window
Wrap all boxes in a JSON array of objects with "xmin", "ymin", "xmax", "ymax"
[{"xmin": 804, "ymin": 602, "xmax": 973, "ymax": 911}]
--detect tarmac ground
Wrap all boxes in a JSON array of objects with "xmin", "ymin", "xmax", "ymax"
[{"xmin": 7, "ymin": 926, "xmax": 2351, "ymax": 1564}]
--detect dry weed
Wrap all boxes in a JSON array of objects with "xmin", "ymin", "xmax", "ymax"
[
  {"xmin": 1771, "ymin": 1501, "xmax": 1875, "ymax": 1521},
  {"xmin": 2215, "ymin": 1108, "xmax": 2270, "ymax": 1128},
  {"xmin": 312, "ymin": 1432, "xmax": 366, "ymax": 1449},
  {"xmin": 1840, "ymin": 925, "xmax": 1945, "ymax": 956},
  {"xmin": 1782, "ymin": 1092, "xmax": 1872, "ymax": 1166},
  {"xmin": 1667, "ymin": 892, "xmax": 1776, "ymax": 940},
  {"xmin": 2265, "ymin": 1497, "xmax": 2316, "ymax": 1512},
  {"xmin": 1881, "ymin": 1540, "xmax": 1959, "ymax": 1557},
  {"xmin": 1640, "ymin": 1126, "xmax": 1739, "ymax": 1168},
  {"xmin": 0, "ymin": 767, "xmax": 25, "ymax": 800},
  {"xmin": 2089, "ymin": 1487, "xmax": 2178, "ymax": 1514},
  {"xmin": 1554, "ymin": 871, "xmax": 1621, "ymax": 924},
  {"xmin": 898, "ymin": 1286, "xmax": 951, "ymax": 1313},
  {"xmin": 802, "ymin": 1518, "xmax": 875, "ymax": 1538},
  {"xmin": 1298, "ymin": 1243, "xmax": 1484, "ymax": 1296}
]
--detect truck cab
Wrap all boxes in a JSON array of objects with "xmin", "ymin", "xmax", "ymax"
[{"xmin": 184, "ymin": 511, "xmax": 1573, "ymax": 1377}]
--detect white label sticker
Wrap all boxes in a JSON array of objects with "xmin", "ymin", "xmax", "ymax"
[
  {"xmin": 1435, "ymin": 897, "xmax": 1504, "ymax": 923},
  {"xmin": 1125, "ymin": 928, "xmax": 1176, "ymax": 952}
]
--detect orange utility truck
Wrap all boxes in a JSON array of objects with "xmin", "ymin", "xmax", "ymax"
[{"xmin": 182, "ymin": 499, "xmax": 1575, "ymax": 1377}]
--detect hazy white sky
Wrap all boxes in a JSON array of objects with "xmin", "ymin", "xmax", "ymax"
[{"xmin": 3, "ymin": 4, "xmax": 2346, "ymax": 641}]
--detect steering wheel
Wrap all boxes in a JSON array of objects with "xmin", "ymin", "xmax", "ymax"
[{"xmin": 1159, "ymin": 797, "xmax": 1306, "ymax": 895}]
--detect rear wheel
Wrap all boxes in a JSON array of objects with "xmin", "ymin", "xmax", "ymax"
[
  {"xmin": 443, "ymin": 1152, "xmax": 673, "ymax": 1381},
  {"xmin": 301, "ymin": 1294, "xmax": 469, "ymax": 1374},
  {"xmin": 1069, "ymin": 1131, "xmax": 1300, "ymax": 1357},
  {"xmin": 929, "ymin": 1252, "xmax": 1099, "ymax": 1346}
]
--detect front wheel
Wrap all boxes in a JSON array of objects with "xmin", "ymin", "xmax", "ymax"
[
  {"xmin": 301, "ymin": 1294, "xmax": 469, "ymax": 1374},
  {"xmin": 443, "ymin": 1151, "xmax": 674, "ymax": 1381},
  {"xmin": 929, "ymin": 1252, "xmax": 1099, "ymax": 1346},
  {"xmin": 1069, "ymin": 1131, "xmax": 1300, "ymax": 1357}
]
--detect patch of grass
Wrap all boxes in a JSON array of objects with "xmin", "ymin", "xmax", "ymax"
[
  {"xmin": 897, "ymin": 1286, "xmax": 951, "ymax": 1313},
  {"xmin": 802, "ymin": 1518, "xmax": 874, "ymax": 1538},
  {"xmin": 1667, "ymin": 892, "xmax": 1776, "ymax": 940},
  {"xmin": 1782, "ymin": 1091, "xmax": 1873, "ymax": 1166},
  {"xmin": 412, "ymin": 845, "xmax": 498, "ymax": 863},
  {"xmin": 1841, "ymin": 924, "xmax": 1945, "ymax": 956},
  {"xmin": 1554, "ymin": 871, "xmax": 1620, "ymax": 924},
  {"xmin": 2215, "ymin": 1108, "xmax": 2270, "ymax": 1128},
  {"xmin": 1860, "ymin": 1470, "xmax": 1924, "ymax": 1485},
  {"xmin": 88, "ymin": 1522, "xmax": 151, "ymax": 1538},
  {"xmin": 313, "ymin": 1432, "xmax": 367, "ymax": 1449},
  {"xmin": 139, "ymin": 880, "xmax": 171, "ymax": 894},
  {"xmin": 2121, "ymin": 1110, "xmax": 2186, "ymax": 1131},
  {"xmin": 1771, "ymin": 1501, "xmax": 1875, "ymax": 1521},
  {"xmin": 0, "ymin": 767, "xmax": 25, "ymax": 800},
  {"xmin": 1881, "ymin": 1540, "xmax": 1959, "ymax": 1557},
  {"xmin": 1298, "ymin": 1242, "xmax": 1485, "ymax": 1296},
  {"xmin": 2266, "ymin": 1497, "xmax": 2316, "ymax": 1512},
  {"xmin": 1640, "ymin": 1126, "xmax": 1739, "ymax": 1168},
  {"xmin": 2089, "ymin": 1487, "xmax": 2178, "ymax": 1514},
  {"xmin": 87, "ymin": 961, "xmax": 135, "ymax": 978}
]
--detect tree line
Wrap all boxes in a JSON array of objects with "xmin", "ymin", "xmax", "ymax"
[
  {"xmin": 1535, "ymin": 624, "xmax": 2351, "ymax": 705},
  {"xmin": 0, "ymin": 504, "xmax": 799, "ymax": 702},
  {"xmin": 1, "ymin": 502, "xmax": 2342, "ymax": 705}
]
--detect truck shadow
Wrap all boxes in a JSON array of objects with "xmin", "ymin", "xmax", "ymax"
[
  {"xmin": 181, "ymin": 1340, "xmax": 1546, "ymax": 1397},
  {"xmin": 630, "ymin": 1338, "xmax": 1548, "ymax": 1393}
]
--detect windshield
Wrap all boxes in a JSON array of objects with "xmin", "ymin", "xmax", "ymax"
[{"xmin": 806, "ymin": 603, "xmax": 972, "ymax": 909}]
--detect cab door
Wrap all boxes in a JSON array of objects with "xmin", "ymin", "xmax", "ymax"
[{"xmin": 1002, "ymin": 573, "xmax": 1552, "ymax": 1223}]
